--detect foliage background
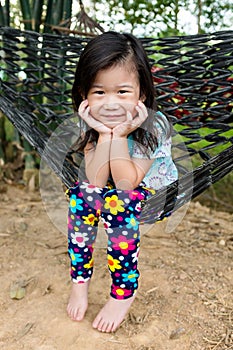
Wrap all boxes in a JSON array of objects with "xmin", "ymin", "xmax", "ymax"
[{"xmin": 0, "ymin": 0, "xmax": 232, "ymax": 211}]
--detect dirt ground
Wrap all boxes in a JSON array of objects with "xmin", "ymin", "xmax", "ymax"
[{"xmin": 0, "ymin": 184, "xmax": 233, "ymax": 350}]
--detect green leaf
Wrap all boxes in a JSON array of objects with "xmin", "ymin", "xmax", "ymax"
[{"xmin": 10, "ymin": 282, "xmax": 26, "ymax": 300}]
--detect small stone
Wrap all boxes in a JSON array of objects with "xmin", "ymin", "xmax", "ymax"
[
  {"xmin": 179, "ymin": 273, "xmax": 187, "ymax": 280},
  {"xmin": 219, "ymin": 239, "xmax": 226, "ymax": 246},
  {"xmin": 10, "ymin": 284, "xmax": 26, "ymax": 300},
  {"xmin": 169, "ymin": 327, "xmax": 186, "ymax": 339}
]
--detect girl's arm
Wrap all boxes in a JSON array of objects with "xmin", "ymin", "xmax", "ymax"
[
  {"xmin": 110, "ymin": 101, "xmax": 152, "ymax": 190},
  {"xmin": 84, "ymin": 134, "xmax": 112, "ymax": 187},
  {"xmin": 78, "ymin": 100, "xmax": 112, "ymax": 187},
  {"xmin": 110, "ymin": 136, "xmax": 153, "ymax": 190}
]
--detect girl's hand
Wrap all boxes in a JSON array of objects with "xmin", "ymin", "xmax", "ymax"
[
  {"xmin": 78, "ymin": 100, "xmax": 112, "ymax": 136},
  {"xmin": 112, "ymin": 100, "xmax": 148, "ymax": 138}
]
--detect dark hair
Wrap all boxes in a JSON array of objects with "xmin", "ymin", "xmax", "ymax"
[{"xmin": 72, "ymin": 31, "xmax": 160, "ymax": 155}]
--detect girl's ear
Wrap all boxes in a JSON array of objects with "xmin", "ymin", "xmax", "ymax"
[
  {"xmin": 140, "ymin": 94, "xmax": 146, "ymax": 102},
  {"xmin": 78, "ymin": 87, "xmax": 85, "ymax": 100}
]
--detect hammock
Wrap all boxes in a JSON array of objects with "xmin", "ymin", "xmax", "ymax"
[{"xmin": 0, "ymin": 26, "xmax": 233, "ymax": 223}]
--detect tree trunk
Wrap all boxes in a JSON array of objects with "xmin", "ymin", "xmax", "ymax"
[
  {"xmin": 32, "ymin": 0, "xmax": 44, "ymax": 32},
  {"xmin": 19, "ymin": 0, "xmax": 32, "ymax": 30},
  {"xmin": 197, "ymin": 0, "xmax": 202, "ymax": 33}
]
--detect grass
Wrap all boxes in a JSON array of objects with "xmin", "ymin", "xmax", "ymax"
[{"xmin": 173, "ymin": 122, "xmax": 233, "ymax": 213}]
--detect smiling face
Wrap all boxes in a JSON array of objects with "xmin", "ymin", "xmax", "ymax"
[{"xmin": 87, "ymin": 62, "xmax": 143, "ymax": 129}]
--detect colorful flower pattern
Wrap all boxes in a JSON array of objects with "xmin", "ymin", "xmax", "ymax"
[
  {"xmin": 125, "ymin": 214, "xmax": 139, "ymax": 230},
  {"xmin": 110, "ymin": 235, "xmax": 136, "ymax": 255},
  {"xmin": 70, "ymin": 231, "xmax": 89, "ymax": 248},
  {"xmin": 104, "ymin": 194, "xmax": 125, "ymax": 215},
  {"xmin": 67, "ymin": 181, "xmax": 153, "ymax": 300},
  {"xmin": 122, "ymin": 270, "xmax": 139, "ymax": 283},
  {"xmin": 107, "ymin": 254, "xmax": 122, "ymax": 272},
  {"xmin": 79, "ymin": 182, "xmax": 102, "ymax": 194},
  {"xmin": 82, "ymin": 213, "xmax": 98, "ymax": 226},
  {"xmin": 69, "ymin": 194, "xmax": 83, "ymax": 213},
  {"xmin": 111, "ymin": 284, "xmax": 132, "ymax": 299},
  {"xmin": 68, "ymin": 248, "xmax": 83, "ymax": 265}
]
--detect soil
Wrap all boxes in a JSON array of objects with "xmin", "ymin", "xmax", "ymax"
[{"xmin": 0, "ymin": 184, "xmax": 233, "ymax": 350}]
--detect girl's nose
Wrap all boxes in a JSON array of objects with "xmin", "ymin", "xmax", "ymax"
[
  {"xmin": 103, "ymin": 102, "xmax": 120, "ymax": 110},
  {"xmin": 103, "ymin": 96, "xmax": 120, "ymax": 110}
]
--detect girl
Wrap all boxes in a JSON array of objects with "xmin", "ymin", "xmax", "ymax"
[{"xmin": 66, "ymin": 31, "xmax": 178, "ymax": 333}]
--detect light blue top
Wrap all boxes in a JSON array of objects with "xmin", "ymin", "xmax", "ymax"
[{"xmin": 128, "ymin": 111, "xmax": 178, "ymax": 190}]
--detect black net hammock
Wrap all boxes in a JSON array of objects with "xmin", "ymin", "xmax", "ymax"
[{"xmin": 0, "ymin": 26, "xmax": 233, "ymax": 224}]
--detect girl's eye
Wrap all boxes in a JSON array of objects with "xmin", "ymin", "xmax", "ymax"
[
  {"xmin": 94, "ymin": 90, "xmax": 104, "ymax": 95},
  {"xmin": 118, "ymin": 90, "xmax": 128, "ymax": 94}
]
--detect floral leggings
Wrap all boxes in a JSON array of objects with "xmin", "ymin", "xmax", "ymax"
[{"xmin": 66, "ymin": 181, "xmax": 155, "ymax": 300}]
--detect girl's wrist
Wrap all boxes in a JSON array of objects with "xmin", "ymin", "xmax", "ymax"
[
  {"xmin": 112, "ymin": 132, "xmax": 127, "ymax": 140},
  {"xmin": 98, "ymin": 133, "xmax": 112, "ymax": 143}
]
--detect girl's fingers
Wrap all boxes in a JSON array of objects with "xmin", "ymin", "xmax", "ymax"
[
  {"xmin": 126, "ymin": 110, "xmax": 133, "ymax": 122},
  {"xmin": 78, "ymin": 99, "xmax": 88, "ymax": 114},
  {"xmin": 138, "ymin": 100, "xmax": 147, "ymax": 112},
  {"xmin": 135, "ymin": 101, "xmax": 148, "ymax": 123},
  {"xmin": 79, "ymin": 105, "xmax": 111, "ymax": 134},
  {"xmin": 78, "ymin": 100, "xmax": 95, "ymax": 127},
  {"xmin": 83, "ymin": 106, "xmax": 90, "ymax": 121},
  {"xmin": 78, "ymin": 104, "xmax": 88, "ymax": 120}
]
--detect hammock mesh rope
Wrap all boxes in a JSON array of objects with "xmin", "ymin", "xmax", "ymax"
[{"xmin": 0, "ymin": 26, "xmax": 233, "ymax": 222}]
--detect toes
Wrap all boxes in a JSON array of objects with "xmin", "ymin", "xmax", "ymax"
[
  {"xmin": 93, "ymin": 317, "xmax": 111, "ymax": 333},
  {"xmin": 97, "ymin": 318, "xmax": 106, "ymax": 332},
  {"xmin": 76, "ymin": 309, "xmax": 85, "ymax": 321},
  {"xmin": 111, "ymin": 321, "xmax": 119, "ymax": 333},
  {"xmin": 92, "ymin": 315, "xmax": 102, "ymax": 329},
  {"xmin": 75, "ymin": 307, "xmax": 86, "ymax": 321},
  {"xmin": 93, "ymin": 317, "xmax": 115, "ymax": 333},
  {"xmin": 100, "ymin": 321, "xmax": 111, "ymax": 333},
  {"xmin": 68, "ymin": 306, "xmax": 77, "ymax": 321},
  {"xmin": 74, "ymin": 309, "xmax": 81, "ymax": 321},
  {"xmin": 67, "ymin": 305, "xmax": 73, "ymax": 319},
  {"xmin": 106, "ymin": 322, "xmax": 114, "ymax": 333},
  {"xmin": 93, "ymin": 296, "xmax": 134, "ymax": 333},
  {"xmin": 67, "ymin": 305, "xmax": 85, "ymax": 322},
  {"xmin": 97, "ymin": 321, "xmax": 105, "ymax": 332}
]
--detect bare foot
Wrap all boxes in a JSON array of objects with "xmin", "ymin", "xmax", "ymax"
[
  {"xmin": 67, "ymin": 281, "xmax": 90, "ymax": 321},
  {"xmin": 92, "ymin": 295, "xmax": 135, "ymax": 333}
]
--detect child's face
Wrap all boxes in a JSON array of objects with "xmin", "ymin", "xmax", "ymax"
[{"xmin": 87, "ymin": 63, "xmax": 143, "ymax": 129}]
